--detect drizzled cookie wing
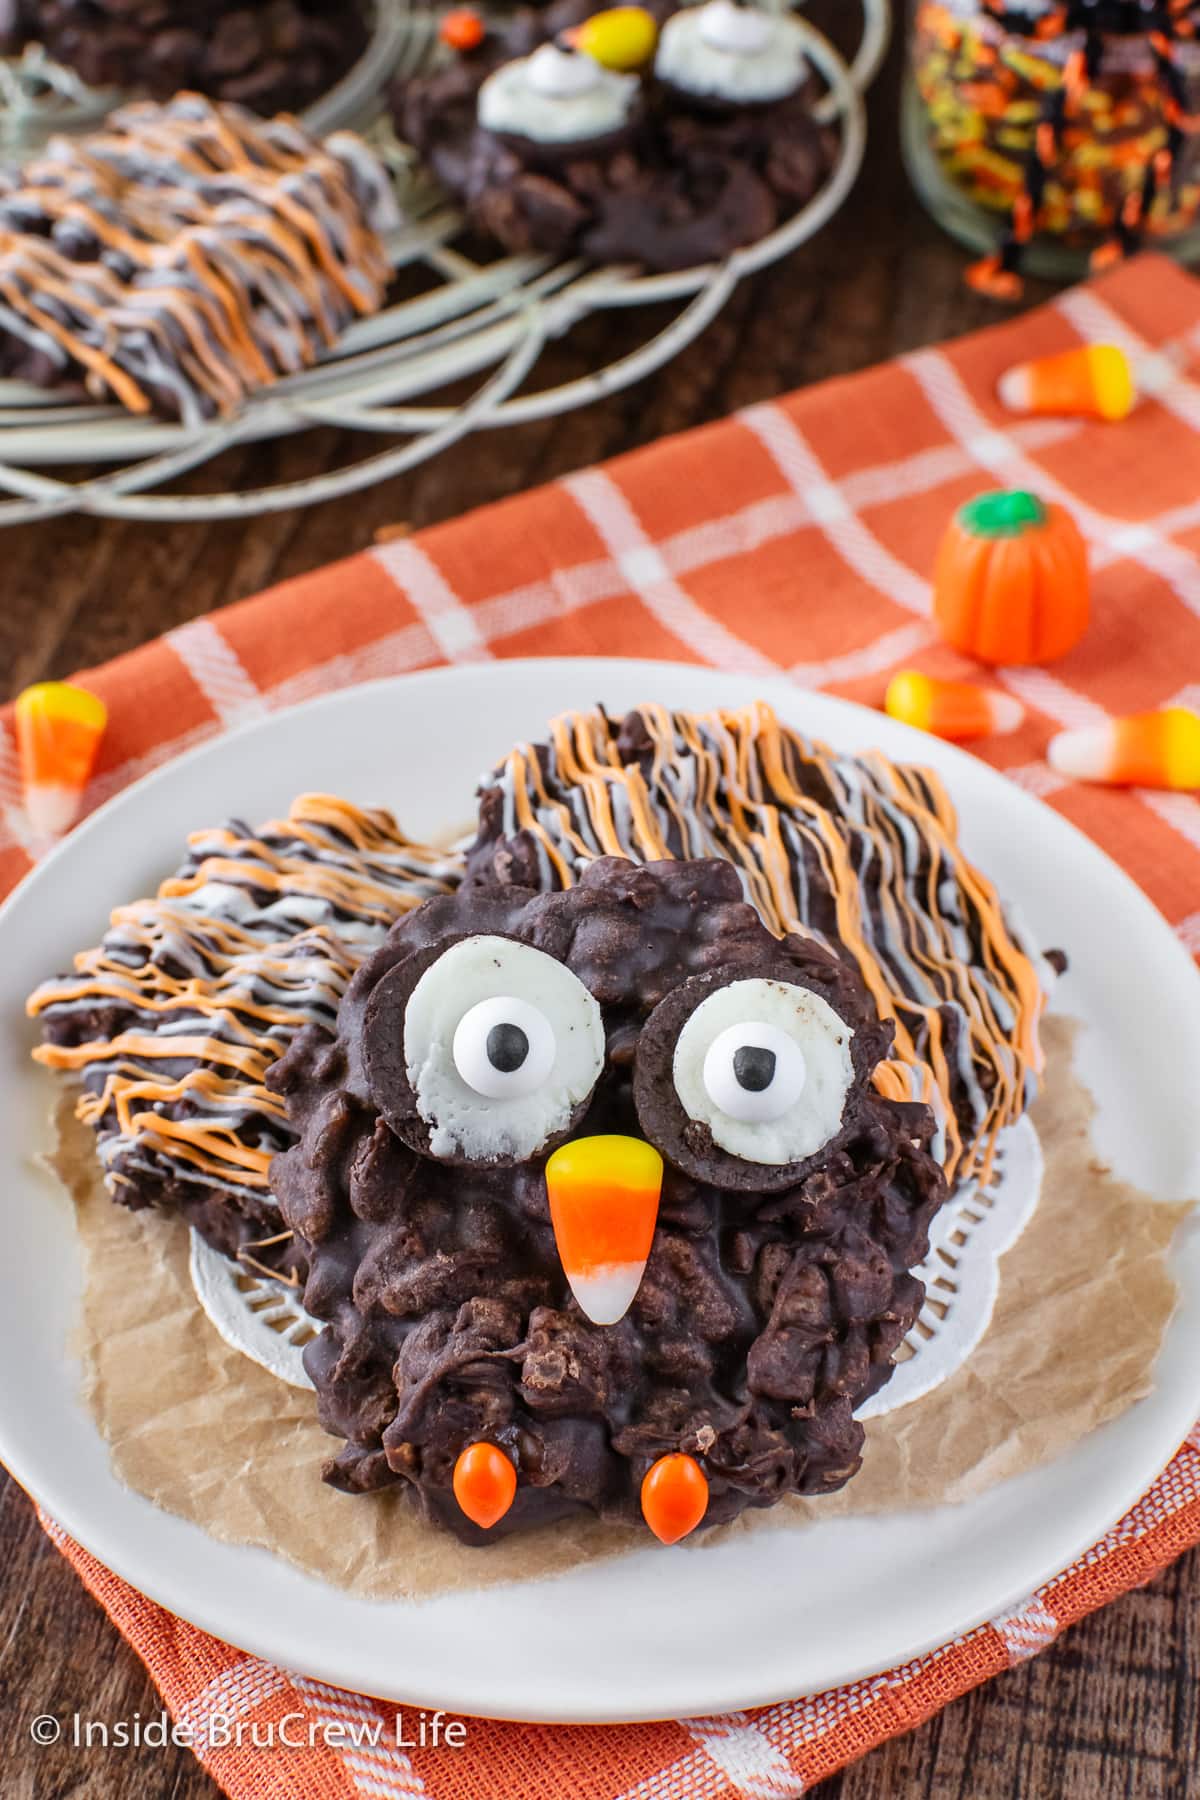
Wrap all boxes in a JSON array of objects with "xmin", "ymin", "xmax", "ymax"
[{"xmin": 29, "ymin": 794, "xmax": 460, "ymax": 1278}]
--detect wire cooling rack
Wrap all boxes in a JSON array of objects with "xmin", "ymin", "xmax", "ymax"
[{"xmin": 0, "ymin": 0, "xmax": 887, "ymax": 522}]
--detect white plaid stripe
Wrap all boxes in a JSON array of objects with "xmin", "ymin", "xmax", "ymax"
[
  {"xmin": 372, "ymin": 539, "xmax": 491, "ymax": 665},
  {"xmin": 740, "ymin": 404, "xmax": 931, "ymax": 618},
  {"xmin": 563, "ymin": 468, "xmax": 779, "ymax": 674},
  {"xmin": 615, "ymin": 1745, "xmax": 741, "ymax": 1800},
  {"xmin": 991, "ymin": 1598, "xmax": 1060, "ymax": 1662},
  {"xmin": 791, "ymin": 619, "xmax": 936, "ymax": 687},
  {"xmin": 165, "ymin": 617, "xmax": 267, "ymax": 729},
  {"xmin": 290, "ymin": 1677, "xmax": 427, "ymax": 1799},
  {"xmin": 684, "ymin": 1713, "xmax": 806, "ymax": 1798},
  {"xmin": 172, "ymin": 1659, "xmax": 290, "ymax": 1738}
]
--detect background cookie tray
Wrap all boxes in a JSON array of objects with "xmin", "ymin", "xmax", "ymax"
[{"xmin": 0, "ymin": 0, "xmax": 884, "ymax": 522}]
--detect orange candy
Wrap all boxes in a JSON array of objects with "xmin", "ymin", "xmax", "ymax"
[
  {"xmin": 884, "ymin": 671, "xmax": 1024, "ymax": 743},
  {"xmin": 15, "ymin": 680, "xmax": 107, "ymax": 838},
  {"xmin": 933, "ymin": 490, "xmax": 1089, "ymax": 666},
  {"xmin": 452, "ymin": 1442, "xmax": 517, "ymax": 1530},
  {"xmin": 544, "ymin": 1135, "xmax": 662, "ymax": 1326},
  {"xmin": 641, "ymin": 1453, "xmax": 709, "ymax": 1545},
  {"xmin": 997, "ymin": 344, "xmax": 1135, "ymax": 422},
  {"xmin": 1047, "ymin": 707, "xmax": 1200, "ymax": 791},
  {"xmin": 439, "ymin": 7, "xmax": 485, "ymax": 51}
]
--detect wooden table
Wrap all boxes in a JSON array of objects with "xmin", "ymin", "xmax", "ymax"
[{"xmin": 3, "ymin": 28, "xmax": 1197, "ymax": 1800}]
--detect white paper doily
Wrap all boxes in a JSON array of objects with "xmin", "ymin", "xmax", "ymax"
[
  {"xmin": 188, "ymin": 1235, "xmax": 316, "ymax": 1391},
  {"xmin": 858, "ymin": 1116, "xmax": 1045, "ymax": 1419},
  {"xmin": 190, "ymin": 1115, "xmax": 1043, "ymax": 1407}
]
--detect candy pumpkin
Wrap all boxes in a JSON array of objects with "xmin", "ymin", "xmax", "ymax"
[{"xmin": 933, "ymin": 490, "xmax": 1089, "ymax": 666}]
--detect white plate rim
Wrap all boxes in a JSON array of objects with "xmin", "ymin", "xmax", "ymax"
[{"xmin": 1, "ymin": 655, "xmax": 1198, "ymax": 1724}]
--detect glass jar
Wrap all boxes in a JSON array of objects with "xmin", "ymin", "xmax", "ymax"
[{"xmin": 903, "ymin": 0, "xmax": 1200, "ymax": 286}]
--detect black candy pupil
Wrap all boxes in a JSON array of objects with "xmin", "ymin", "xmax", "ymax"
[
  {"xmin": 733, "ymin": 1044, "xmax": 776, "ymax": 1092},
  {"xmin": 486, "ymin": 1021, "xmax": 529, "ymax": 1073}
]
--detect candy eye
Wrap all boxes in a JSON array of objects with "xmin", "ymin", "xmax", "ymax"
[
  {"xmin": 402, "ymin": 935, "xmax": 605, "ymax": 1163},
  {"xmin": 452, "ymin": 994, "xmax": 557, "ymax": 1099},
  {"xmin": 671, "ymin": 978, "xmax": 854, "ymax": 1165},
  {"xmin": 702, "ymin": 1021, "xmax": 807, "ymax": 1123}
]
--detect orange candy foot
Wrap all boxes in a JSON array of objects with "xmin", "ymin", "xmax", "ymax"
[
  {"xmin": 884, "ymin": 671, "xmax": 1024, "ymax": 743},
  {"xmin": 641, "ymin": 1453, "xmax": 709, "ymax": 1544},
  {"xmin": 452, "ymin": 1443, "xmax": 517, "ymax": 1530},
  {"xmin": 15, "ymin": 681, "xmax": 107, "ymax": 838}
]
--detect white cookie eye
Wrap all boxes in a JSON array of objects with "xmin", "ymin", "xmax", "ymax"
[
  {"xmin": 702, "ymin": 1021, "xmax": 807, "ymax": 1123},
  {"xmin": 452, "ymin": 994, "xmax": 556, "ymax": 1099},
  {"xmin": 673, "ymin": 978, "xmax": 854, "ymax": 1165},
  {"xmin": 404, "ymin": 935, "xmax": 604, "ymax": 1162}
]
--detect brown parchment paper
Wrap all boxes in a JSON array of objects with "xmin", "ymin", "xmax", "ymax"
[{"xmin": 47, "ymin": 1016, "xmax": 1193, "ymax": 1601}]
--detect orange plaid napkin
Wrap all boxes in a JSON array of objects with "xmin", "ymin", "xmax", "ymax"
[{"xmin": 5, "ymin": 251, "xmax": 1200, "ymax": 1799}]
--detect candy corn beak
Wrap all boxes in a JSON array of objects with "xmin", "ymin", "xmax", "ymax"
[
  {"xmin": 1047, "ymin": 707, "xmax": 1200, "ymax": 791},
  {"xmin": 997, "ymin": 343, "xmax": 1135, "ymax": 422},
  {"xmin": 545, "ymin": 1134, "xmax": 663, "ymax": 1326},
  {"xmin": 452, "ymin": 1442, "xmax": 517, "ymax": 1530},
  {"xmin": 15, "ymin": 681, "xmax": 107, "ymax": 838},
  {"xmin": 884, "ymin": 670, "xmax": 1024, "ymax": 743},
  {"xmin": 641, "ymin": 1453, "xmax": 709, "ymax": 1544}
]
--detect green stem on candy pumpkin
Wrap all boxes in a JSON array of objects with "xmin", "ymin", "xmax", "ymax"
[{"xmin": 959, "ymin": 490, "xmax": 1047, "ymax": 538}]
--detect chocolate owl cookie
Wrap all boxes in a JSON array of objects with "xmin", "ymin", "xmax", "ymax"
[
  {"xmin": 394, "ymin": 0, "xmax": 832, "ymax": 271},
  {"xmin": 269, "ymin": 857, "xmax": 946, "ymax": 1545}
]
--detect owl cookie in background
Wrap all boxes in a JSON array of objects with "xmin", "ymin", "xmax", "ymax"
[
  {"xmin": 270, "ymin": 857, "xmax": 946, "ymax": 1544},
  {"xmin": 466, "ymin": 702, "xmax": 1060, "ymax": 1193},
  {"xmin": 28, "ymin": 797, "xmax": 460, "ymax": 1281},
  {"xmin": 394, "ymin": 0, "xmax": 833, "ymax": 270}
]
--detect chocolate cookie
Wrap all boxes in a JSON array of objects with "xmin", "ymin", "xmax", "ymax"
[
  {"xmin": 269, "ymin": 857, "xmax": 945, "ymax": 1544},
  {"xmin": 0, "ymin": 96, "xmax": 396, "ymax": 420},
  {"xmin": 8, "ymin": 0, "xmax": 367, "ymax": 115},
  {"xmin": 394, "ymin": 1, "xmax": 832, "ymax": 271}
]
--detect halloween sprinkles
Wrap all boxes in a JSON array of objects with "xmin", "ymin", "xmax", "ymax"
[{"xmin": 909, "ymin": 0, "xmax": 1200, "ymax": 295}]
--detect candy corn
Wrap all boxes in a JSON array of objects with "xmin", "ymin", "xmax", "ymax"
[
  {"xmin": 15, "ymin": 681, "xmax": 107, "ymax": 838},
  {"xmin": 1047, "ymin": 707, "xmax": 1200, "ymax": 791},
  {"xmin": 544, "ymin": 1134, "xmax": 662, "ymax": 1325},
  {"xmin": 884, "ymin": 671, "xmax": 1024, "ymax": 743},
  {"xmin": 567, "ymin": 5, "xmax": 659, "ymax": 69},
  {"xmin": 641, "ymin": 1453, "xmax": 709, "ymax": 1545},
  {"xmin": 997, "ymin": 343, "xmax": 1134, "ymax": 422},
  {"xmin": 452, "ymin": 1442, "xmax": 517, "ymax": 1530}
]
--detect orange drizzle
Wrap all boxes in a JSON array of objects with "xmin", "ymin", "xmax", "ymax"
[
  {"xmin": 29, "ymin": 794, "xmax": 457, "ymax": 1201},
  {"xmin": 0, "ymin": 95, "xmax": 392, "ymax": 422},
  {"xmin": 485, "ymin": 703, "xmax": 1050, "ymax": 1189}
]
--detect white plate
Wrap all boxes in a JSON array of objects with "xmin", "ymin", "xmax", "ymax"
[{"xmin": 2, "ymin": 657, "xmax": 1198, "ymax": 1724}]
